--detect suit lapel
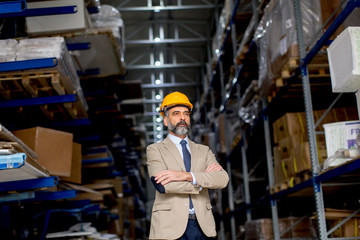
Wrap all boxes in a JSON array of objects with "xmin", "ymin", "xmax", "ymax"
[{"xmin": 163, "ymin": 137, "xmax": 186, "ymax": 171}]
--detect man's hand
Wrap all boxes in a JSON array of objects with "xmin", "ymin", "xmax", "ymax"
[
  {"xmin": 205, "ymin": 163, "xmax": 223, "ymax": 172},
  {"xmin": 155, "ymin": 170, "xmax": 192, "ymax": 185}
]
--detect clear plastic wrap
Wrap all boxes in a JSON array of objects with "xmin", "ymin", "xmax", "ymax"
[
  {"xmin": 238, "ymin": 98, "xmax": 262, "ymax": 126},
  {"xmin": 0, "ymin": 39, "xmax": 18, "ymax": 63},
  {"xmin": 254, "ymin": 16, "xmax": 272, "ymax": 97},
  {"xmin": 16, "ymin": 37, "xmax": 65, "ymax": 60},
  {"xmin": 321, "ymin": 148, "xmax": 360, "ymax": 172},
  {"xmin": 90, "ymin": 5, "xmax": 125, "ymax": 62},
  {"xmin": 14, "ymin": 37, "xmax": 88, "ymax": 116},
  {"xmin": 212, "ymin": 6, "xmax": 229, "ymax": 59},
  {"xmin": 254, "ymin": 0, "xmax": 322, "ymax": 97}
]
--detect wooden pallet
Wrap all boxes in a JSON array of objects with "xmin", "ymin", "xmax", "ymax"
[
  {"xmin": 271, "ymin": 170, "xmax": 312, "ymax": 194},
  {"xmin": 280, "ymin": 54, "xmax": 330, "ymax": 80},
  {"xmin": 0, "ymin": 70, "xmax": 87, "ymax": 120},
  {"xmin": 0, "ymin": 71, "xmax": 65, "ymax": 99}
]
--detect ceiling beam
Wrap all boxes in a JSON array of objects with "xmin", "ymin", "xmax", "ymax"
[
  {"xmin": 142, "ymin": 82, "xmax": 199, "ymax": 88},
  {"xmin": 126, "ymin": 38, "xmax": 209, "ymax": 44},
  {"xmin": 126, "ymin": 63, "xmax": 202, "ymax": 70},
  {"xmin": 117, "ymin": 5, "xmax": 216, "ymax": 11}
]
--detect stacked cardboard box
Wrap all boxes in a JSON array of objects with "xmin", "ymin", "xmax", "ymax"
[
  {"xmin": 272, "ymin": 107, "xmax": 357, "ymax": 185},
  {"xmin": 279, "ymin": 216, "xmax": 316, "ymax": 238},
  {"xmin": 312, "ymin": 208, "xmax": 360, "ymax": 238},
  {"xmin": 245, "ymin": 218, "xmax": 273, "ymax": 240}
]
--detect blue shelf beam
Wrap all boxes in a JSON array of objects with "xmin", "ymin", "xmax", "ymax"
[
  {"xmin": 0, "ymin": 0, "xmax": 26, "ymax": 14},
  {"xmin": 0, "ymin": 5, "xmax": 77, "ymax": 18},
  {"xmin": 43, "ymin": 118, "xmax": 91, "ymax": 128},
  {"xmin": 83, "ymin": 147, "xmax": 108, "ymax": 155},
  {"xmin": 269, "ymin": 158, "xmax": 360, "ymax": 200},
  {"xmin": 77, "ymin": 68, "xmax": 100, "ymax": 76},
  {"xmin": 82, "ymin": 157, "xmax": 113, "ymax": 165},
  {"xmin": 0, "ymin": 176, "xmax": 58, "ymax": 193},
  {"xmin": 0, "ymin": 94, "xmax": 76, "ymax": 108},
  {"xmin": 0, "ymin": 192, "xmax": 34, "ymax": 203},
  {"xmin": 315, "ymin": 158, "xmax": 360, "ymax": 184},
  {"xmin": 32, "ymin": 190, "xmax": 77, "ymax": 202},
  {"xmin": 66, "ymin": 42, "xmax": 91, "ymax": 51},
  {"xmin": 0, "ymin": 58, "xmax": 58, "ymax": 72}
]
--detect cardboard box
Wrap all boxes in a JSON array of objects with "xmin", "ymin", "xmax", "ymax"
[
  {"xmin": 13, "ymin": 127, "xmax": 73, "ymax": 177},
  {"xmin": 245, "ymin": 218, "xmax": 273, "ymax": 240},
  {"xmin": 327, "ymin": 27, "xmax": 360, "ymax": 92},
  {"xmin": 290, "ymin": 142, "xmax": 311, "ymax": 174},
  {"xmin": 279, "ymin": 217, "xmax": 315, "ymax": 238},
  {"xmin": 273, "ymin": 108, "xmax": 357, "ymax": 144},
  {"xmin": 61, "ymin": 143, "xmax": 82, "ymax": 184},
  {"xmin": 274, "ymin": 162, "xmax": 286, "ymax": 185},
  {"xmin": 273, "ymin": 112, "xmax": 307, "ymax": 143},
  {"xmin": 26, "ymin": 0, "xmax": 87, "ymax": 35},
  {"xmin": 321, "ymin": 209, "xmax": 360, "ymax": 238},
  {"xmin": 282, "ymin": 157, "xmax": 296, "ymax": 178},
  {"xmin": 278, "ymin": 134, "xmax": 327, "ymax": 162}
]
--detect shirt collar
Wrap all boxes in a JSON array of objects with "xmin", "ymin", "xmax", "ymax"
[{"xmin": 168, "ymin": 134, "xmax": 189, "ymax": 145}]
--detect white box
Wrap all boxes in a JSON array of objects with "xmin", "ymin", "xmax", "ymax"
[
  {"xmin": 323, "ymin": 120, "xmax": 360, "ymax": 157},
  {"xmin": 26, "ymin": 0, "xmax": 86, "ymax": 35},
  {"xmin": 327, "ymin": 27, "xmax": 360, "ymax": 92}
]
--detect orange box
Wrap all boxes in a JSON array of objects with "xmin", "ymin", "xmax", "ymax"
[
  {"xmin": 62, "ymin": 143, "xmax": 82, "ymax": 184},
  {"xmin": 13, "ymin": 127, "xmax": 73, "ymax": 177}
]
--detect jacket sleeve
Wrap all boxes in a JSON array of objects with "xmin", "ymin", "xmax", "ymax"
[
  {"xmin": 146, "ymin": 143, "xmax": 200, "ymax": 194},
  {"xmin": 192, "ymin": 147, "xmax": 229, "ymax": 189}
]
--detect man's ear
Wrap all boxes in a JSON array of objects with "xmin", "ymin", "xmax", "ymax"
[{"xmin": 163, "ymin": 116, "xmax": 168, "ymax": 127}]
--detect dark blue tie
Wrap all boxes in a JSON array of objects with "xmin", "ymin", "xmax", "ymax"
[{"xmin": 180, "ymin": 140, "xmax": 194, "ymax": 209}]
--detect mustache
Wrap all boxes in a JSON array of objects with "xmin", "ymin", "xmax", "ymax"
[{"xmin": 175, "ymin": 120, "xmax": 189, "ymax": 128}]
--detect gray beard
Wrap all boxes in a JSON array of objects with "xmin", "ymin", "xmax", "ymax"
[{"xmin": 167, "ymin": 119, "xmax": 190, "ymax": 136}]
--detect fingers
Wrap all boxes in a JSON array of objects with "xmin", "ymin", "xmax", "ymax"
[
  {"xmin": 155, "ymin": 170, "xmax": 172, "ymax": 185},
  {"xmin": 205, "ymin": 163, "xmax": 223, "ymax": 172},
  {"xmin": 155, "ymin": 170, "xmax": 186, "ymax": 185}
]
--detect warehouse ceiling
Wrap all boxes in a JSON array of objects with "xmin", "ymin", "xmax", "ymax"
[
  {"xmin": 112, "ymin": 0, "xmax": 221, "ymax": 144},
  {"xmin": 96, "ymin": 0, "xmax": 254, "ymax": 144}
]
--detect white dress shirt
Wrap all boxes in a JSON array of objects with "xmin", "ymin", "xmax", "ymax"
[{"xmin": 168, "ymin": 134, "xmax": 197, "ymax": 214}]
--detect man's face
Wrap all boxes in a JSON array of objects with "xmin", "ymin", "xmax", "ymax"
[{"xmin": 164, "ymin": 106, "xmax": 191, "ymax": 137}]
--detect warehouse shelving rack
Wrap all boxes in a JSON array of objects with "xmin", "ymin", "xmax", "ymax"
[
  {"xmin": 202, "ymin": 0, "xmax": 258, "ymax": 239},
  {"xmin": 204, "ymin": 0, "xmax": 360, "ymax": 239},
  {"xmin": 0, "ymin": 1, "xmax": 81, "ymax": 204}
]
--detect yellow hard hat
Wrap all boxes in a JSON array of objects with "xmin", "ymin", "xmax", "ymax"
[{"xmin": 159, "ymin": 91, "xmax": 193, "ymax": 117}]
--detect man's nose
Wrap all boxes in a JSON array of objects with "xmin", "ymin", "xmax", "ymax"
[{"xmin": 180, "ymin": 113, "xmax": 187, "ymax": 120}]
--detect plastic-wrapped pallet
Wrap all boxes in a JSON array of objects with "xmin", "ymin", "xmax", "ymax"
[
  {"xmin": 0, "ymin": 37, "xmax": 89, "ymax": 119},
  {"xmin": 65, "ymin": 4, "xmax": 125, "ymax": 77},
  {"xmin": 90, "ymin": 4, "xmax": 125, "ymax": 62},
  {"xmin": 254, "ymin": 0, "xmax": 322, "ymax": 97},
  {"xmin": 0, "ymin": 39, "xmax": 17, "ymax": 62}
]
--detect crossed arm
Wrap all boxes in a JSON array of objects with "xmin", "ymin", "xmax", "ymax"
[
  {"xmin": 154, "ymin": 163, "xmax": 223, "ymax": 185},
  {"xmin": 150, "ymin": 163, "xmax": 225, "ymax": 194},
  {"xmin": 147, "ymin": 144, "xmax": 229, "ymax": 194}
]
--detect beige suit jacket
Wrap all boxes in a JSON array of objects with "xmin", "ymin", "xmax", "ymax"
[{"xmin": 146, "ymin": 137, "xmax": 229, "ymax": 240}]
